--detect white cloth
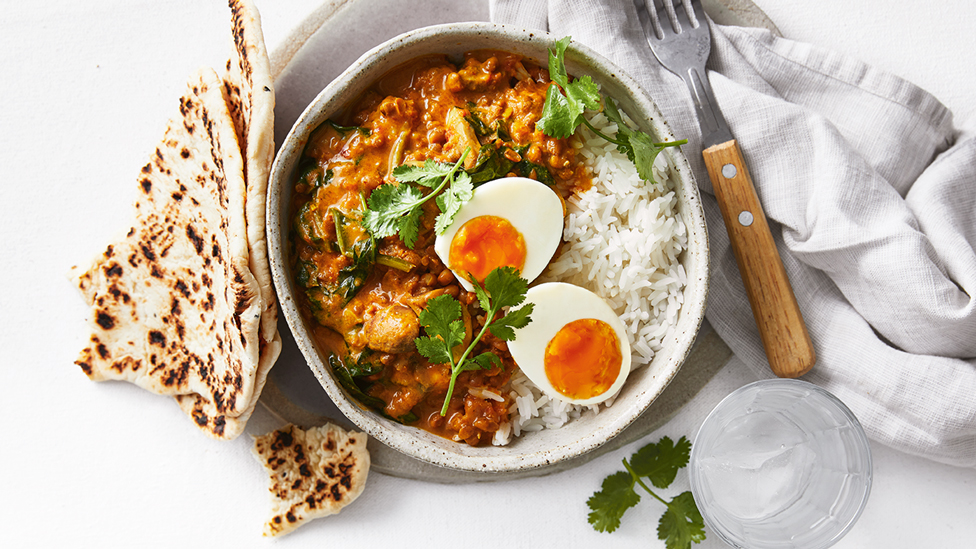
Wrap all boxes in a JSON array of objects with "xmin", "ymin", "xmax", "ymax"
[{"xmin": 490, "ymin": 0, "xmax": 976, "ymax": 467}]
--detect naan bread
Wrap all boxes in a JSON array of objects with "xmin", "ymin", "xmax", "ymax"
[
  {"xmin": 73, "ymin": 1, "xmax": 282, "ymax": 439},
  {"xmin": 253, "ymin": 423, "xmax": 370, "ymax": 537},
  {"xmin": 223, "ymin": 0, "xmax": 278, "ymax": 346},
  {"xmin": 73, "ymin": 67, "xmax": 263, "ymax": 440}
]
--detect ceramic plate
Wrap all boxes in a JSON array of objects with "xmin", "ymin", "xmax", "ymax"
[{"xmin": 261, "ymin": 0, "xmax": 776, "ymax": 483}]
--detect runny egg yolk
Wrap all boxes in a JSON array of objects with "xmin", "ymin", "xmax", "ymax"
[
  {"xmin": 448, "ymin": 215, "xmax": 526, "ymax": 283},
  {"xmin": 543, "ymin": 318, "xmax": 623, "ymax": 400}
]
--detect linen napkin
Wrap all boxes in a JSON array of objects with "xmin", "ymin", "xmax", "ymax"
[{"xmin": 490, "ymin": 0, "xmax": 976, "ymax": 468}]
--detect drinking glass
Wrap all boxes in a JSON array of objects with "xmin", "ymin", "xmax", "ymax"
[{"xmin": 689, "ymin": 379, "xmax": 872, "ymax": 549}]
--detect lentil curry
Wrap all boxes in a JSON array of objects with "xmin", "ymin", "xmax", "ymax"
[{"xmin": 291, "ymin": 50, "xmax": 592, "ymax": 445}]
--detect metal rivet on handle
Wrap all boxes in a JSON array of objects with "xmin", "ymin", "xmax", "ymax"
[
  {"xmin": 738, "ymin": 211, "xmax": 754, "ymax": 226},
  {"xmin": 722, "ymin": 163, "xmax": 737, "ymax": 179}
]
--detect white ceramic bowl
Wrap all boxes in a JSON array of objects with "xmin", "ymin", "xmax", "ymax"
[{"xmin": 268, "ymin": 22, "xmax": 709, "ymax": 473}]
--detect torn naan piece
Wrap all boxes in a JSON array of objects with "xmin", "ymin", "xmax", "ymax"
[
  {"xmin": 253, "ymin": 423, "xmax": 370, "ymax": 537},
  {"xmin": 223, "ymin": 0, "xmax": 278, "ymax": 347},
  {"xmin": 73, "ymin": 67, "xmax": 264, "ymax": 440}
]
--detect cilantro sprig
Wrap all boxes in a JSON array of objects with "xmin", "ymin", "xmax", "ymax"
[
  {"xmin": 362, "ymin": 148, "xmax": 473, "ymax": 248},
  {"xmin": 537, "ymin": 37, "xmax": 601, "ymax": 138},
  {"xmin": 588, "ymin": 436, "xmax": 706, "ymax": 549},
  {"xmin": 414, "ymin": 266, "xmax": 533, "ymax": 416},
  {"xmin": 538, "ymin": 36, "xmax": 687, "ymax": 184}
]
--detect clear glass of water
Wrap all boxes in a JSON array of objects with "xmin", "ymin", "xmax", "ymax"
[{"xmin": 689, "ymin": 379, "xmax": 872, "ymax": 549}]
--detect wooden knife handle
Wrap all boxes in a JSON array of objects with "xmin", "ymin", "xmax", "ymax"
[{"xmin": 703, "ymin": 139, "xmax": 815, "ymax": 378}]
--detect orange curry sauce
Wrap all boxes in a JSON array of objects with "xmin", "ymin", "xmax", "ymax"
[{"xmin": 291, "ymin": 51, "xmax": 591, "ymax": 445}]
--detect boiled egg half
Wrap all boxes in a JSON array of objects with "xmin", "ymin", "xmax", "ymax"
[
  {"xmin": 507, "ymin": 282, "xmax": 632, "ymax": 406},
  {"xmin": 434, "ymin": 177, "xmax": 563, "ymax": 292}
]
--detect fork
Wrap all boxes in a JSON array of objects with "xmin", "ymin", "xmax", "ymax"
[{"xmin": 634, "ymin": 0, "xmax": 816, "ymax": 378}]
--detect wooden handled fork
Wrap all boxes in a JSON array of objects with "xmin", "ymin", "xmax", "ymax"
[{"xmin": 633, "ymin": 0, "xmax": 816, "ymax": 377}]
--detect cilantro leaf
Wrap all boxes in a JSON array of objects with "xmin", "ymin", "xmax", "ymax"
[
  {"xmin": 415, "ymin": 267, "xmax": 532, "ymax": 416},
  {"xmin": 547, "ymin": 36, "xmax": 571, "ymax": 87},
  {"xmin": 630, "ymin": 435, "xmax": 691, "ymax": 489},
  {"xmin": 419, "ymin": 294, "xmax": 463, "ymax": 330},
  {"xmin": 434, "ymin": 171, "xmax": 473, "ymax": 234},
  {"xmin": 468, "ymin": 266, "xmax": 533, "ymax": 340},
  {"xmin": 603, "ymin": 96, "xmax": 684, "ymax": 183},
  {"xmin": 537, "ymin": 84, "xmax": 577, "ymax": 139},
  {"xmin": 586, "ymin": 436, "xmax": 705, "ymax": 549},
  {"xmin": 602, "ymin": 95, "xmax": 630, "ymax": 139},
  {"xmin": 587, "ymin": 471, "xmax": 641, "ymax": 533},
  {"xmin": 414, "ymin": 336, "xmax": 453, "ymax": 364},
  {"xmin": 393, "ymin": 159, "xmax": 456, "ymax": 188},
  {"xmin": 360, "ymin": 185, "xmax": 399, "ymax": 238},
  {"xmin": 400, "ymin": 205, "xmax": 424, "ymax": 249},
  {"xmin": 566, "ymin": 74, "xmax": 601, "ymax": 116},
  {"xmin": 538, "ymin": 37, "xmax": 602, "ymax": 139},
  {"xmin": 415, "ymin": 295, "xmax": 465, "ymax": 365},
  {"xmin": 480, "ymin": 266, "xmax": 529, "ymax": 309},
  {"xmin": 362, "ymin": 183, "xmax": 425, "ymax": 241},
  {"xmin": 466, "ymin": 351, "xmax": 502, "ymax": 372},
  {"xmin": 486, "ymin": 303, "xmax": 533, "ymax": 341},
  {"xmin": 657, "ymin": 492, "xmax": 706, "ymax": 549},
  {"xmin": 585, "ymin": 97, "xmax": 687, "ymax": 185},
  {"xmin": 537, "ymin": 37, "xmax": 686, "ymax": 186},
  {"xmin": 414, "ymin": 335, "xmax": 452, "ymax": 365},
  {"xmin": 362, "ymin": 149, "xmax": 472, "ymax": 248}
]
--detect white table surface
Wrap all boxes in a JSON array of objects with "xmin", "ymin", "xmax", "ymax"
[{"xmin": 2, "ymin": 0, "xmax": 974, "ymax": 547}]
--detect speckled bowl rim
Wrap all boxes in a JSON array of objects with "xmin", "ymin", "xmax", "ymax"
[{"xmin": 268, "ymin": 22, "xmax": 709, "ymax": 473}]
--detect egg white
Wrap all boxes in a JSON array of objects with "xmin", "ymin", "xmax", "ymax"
[
  {"xmin": 507, "ymin": 282, "xmax": 632, "ymax": 406},
  {"xmin": 434, "ymin": 177, "xmax": 564, "ymax": 292}
]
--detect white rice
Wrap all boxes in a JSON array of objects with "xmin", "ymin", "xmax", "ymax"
[{"xmin": 488, "ymin": 110, "xmax": 689, "ymax": 446}]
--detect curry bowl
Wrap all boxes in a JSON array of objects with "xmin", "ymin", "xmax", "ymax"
[{"xmin": 267, "ymin": 22, "xmax": 709, "ymax": 473}]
